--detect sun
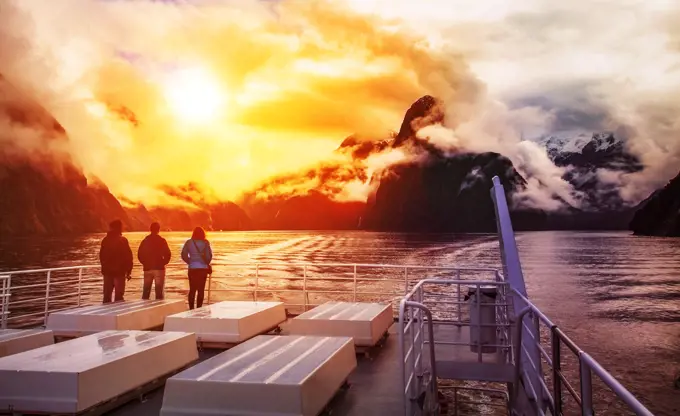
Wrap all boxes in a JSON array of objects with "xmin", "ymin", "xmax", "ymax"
[{"xmin": 163, "ymin": 67, "xmax": 225, "ymax": 124}]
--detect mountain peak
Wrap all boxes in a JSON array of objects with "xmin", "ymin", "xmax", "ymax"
[{"xmin": 393, "ymin": 95, "xmax": 444, "ymax": 147}]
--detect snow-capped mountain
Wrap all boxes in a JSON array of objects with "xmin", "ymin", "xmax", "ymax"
[
  {"xmin": 542, "ymin": 133, "xmax": 642, "ymax": 173},
  {"xmin": 539, "ymin": 132, "xmax": 643, "ymax": 212}
]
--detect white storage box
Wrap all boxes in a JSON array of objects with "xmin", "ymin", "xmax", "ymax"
[
  {"xmin": 289, "ymin": 302, "xmax": 393, "ymax": 346},
  {"xmin": 0, "ymin": 329, "xmax": 54, "ymax": 358},
  {"xmin": 164, "ymin": 301, "xmax": 286, "ymax": 344},
  {"xmin": 46, "ymin": 299, "xmax": 186, "ymax": 336},
  {"xmin": 0, "ymin": 330, "xmax": 198, "ymax": 414},
  {"xmin": 161, "ymin": 335, "xmax": 356, "ymax": 416}
]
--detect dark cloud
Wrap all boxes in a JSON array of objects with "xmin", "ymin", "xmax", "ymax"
[{"xmin": 509, "ymin": 88, "xmax": 612, "ymax": 134}]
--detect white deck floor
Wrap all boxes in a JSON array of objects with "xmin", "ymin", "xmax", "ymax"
[
  {"xmin": 161, "ymin": 335, "xmax": 357, "ymax": 416},
  {"xmin": 46, "ymin": 300, "xmax": 187, "ymax": 336},
  {"xmin": 289, "ymin": 302, "xmax": 393, "ymax": 346},
  {"xmin": 0, "ymin": 330, "xmax": 198, "ymax": 414},
  {"xmin": 0, "ymin": 329, "xmax": 54, "ymax": 358},
  {"xmin": 164, "ymin": 301, "xmax": 286, "ymax": 344}
]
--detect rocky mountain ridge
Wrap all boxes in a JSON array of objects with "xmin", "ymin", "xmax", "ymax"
[{"xmin": 2, "ymin": 77, "xmax": 676, "ymax": 235}]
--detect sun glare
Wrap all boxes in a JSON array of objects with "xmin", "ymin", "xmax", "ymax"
[{"xmin": 163, "ymin": 67, "xmax": 225, "ymax": 124}]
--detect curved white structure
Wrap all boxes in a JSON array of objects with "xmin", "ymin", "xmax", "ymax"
[
  {"xmin": 289, "ymin": 302, "xmax": 393, "ymax": 347},
  {"xmin": 164, "ymin": 301, "xmax": 286, "ymax": 345},
  {"xmin": 0, "ymin": 329, "xmax": 54, "ymax": 358},
  {"xmin": 161, "ymin": 335, "xmax": 357, "ymax": 416},
  {"xmin": 46, "ymin": 300, "xmax": 186, "ymax": 337},
  {"xmin": 0, "ymin": 330, "xmax": 198, "ymax": 414}
]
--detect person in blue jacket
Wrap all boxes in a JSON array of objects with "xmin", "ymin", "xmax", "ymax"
[{"xmin": 180, "ymin": 227, "xmax": 213, "ymax": 309}]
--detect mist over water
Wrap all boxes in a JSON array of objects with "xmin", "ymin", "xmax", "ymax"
[{"xmin": 1, "ymin": 230, "xmax": 679, "ymax": 415}]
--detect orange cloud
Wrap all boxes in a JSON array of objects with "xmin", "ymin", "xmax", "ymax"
[{"xmin": 0, "ymin": 0, "xmax": 486, "ymax": 207}]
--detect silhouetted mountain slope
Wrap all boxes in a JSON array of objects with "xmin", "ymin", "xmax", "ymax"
[
  {"xmin": 630, "ymin": 171, "xmax": 680, "ymax": 237},
  {"xmin": 0, "ymin": 74, "xmax": 132, "ymax": 235},
  {"xmin": 364, "ymin": 151, "xmax": 544, "ymax": 232},
  {"xmin": 243, "ymin": 191, "xmax": 363, "ymax": 230},
  {"xmin": 124, "ymin": 202, "xmax": 252, "ymax": 232}
]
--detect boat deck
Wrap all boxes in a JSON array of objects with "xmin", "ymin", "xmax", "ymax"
[
  {"xmin": 109, "ymin": 324, "xmax": 404, "ymax": 416},
  {"xmin": 431, "ymin": 324, "xmax": 514, "ymax": 383}
]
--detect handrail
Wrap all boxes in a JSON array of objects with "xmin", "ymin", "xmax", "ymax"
[
  {"xmin": 1, "ymin": 262, "xmax": 501, "ymax": 275},
  {"xmin": 399, "ymin": 300, "xmax": 438, "ymax": 416},
  {"xmin": 398, "ymin": 277, "xmax": 512, "ymax": 415},
  {"xmin": 512, "ymin": 290, "xmax": 654, "ymax": 416},
  {"xmin": 0, "ymin": 262, "xmax": 502, "ymax": 329}
]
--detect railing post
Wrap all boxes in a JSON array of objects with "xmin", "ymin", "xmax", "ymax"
[
  {"xmin": 533, "ymin": 313, "xmax": 540, "ymax": 347},
  {"xmin": 206, "ymin": 273, "xmax": 213, "ymax": 305},
  {"xmin": 411, "ymin": 306, "xmax": 418, "ymax": 381},
  {"xmin": 352, "ymin": 265, "xmax": 357, "ymax": 302},
  {"xmin": 303, "ymin": 265, "xmax": 308, "ymax": 311},
  {"xmin": 254, "ymin": 264, "xmax": 259, "ymax": 302},
  {"xmin": 0, "ymin": 274, "xmax": 9, "ymax": 329},
  {"xmin": 454, "ymin": 387, "xmax": 459, "ymax": 416},
  {"xmin": 456, "ymin": 270, "xmax": 462, "ymax": 324},
  {"xmin": 77, "ymin": 268, "xmax": 83, "ymax": 307},
  {"xmin": 552, "ymin": 329, "xmax": 563, "ymax": 415},
  {"xmin": 44, "ymin": 271, "xmax": 51, "ymax": 326},
  {"xmin": 580, "ymin": 354, "xmax": 594, "ymax": 416},
  {"xmin": 398, "ymin": 300, "xmax": 407, "ymax": 414},
  {"xmin": 476, "ymin": 284, "xmax": 482, "ymax": 363},
  {"xmin": 404, "ymin": 267, "xmax": 408, "ymax": 295}
]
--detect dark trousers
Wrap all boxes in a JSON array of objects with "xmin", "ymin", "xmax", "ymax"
[
  {"xmin": 142, "ymin": 270, "xmax": 166, "ymax": 300},
  {"xmin": 188, "ymin": 269, "xmax": 209, "ymax": 310},
  {"xmin": 103, "ymin": 274, "xmax": 126, "ymax": 303}
]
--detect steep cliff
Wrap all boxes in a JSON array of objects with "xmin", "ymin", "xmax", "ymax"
[
  {"xmin": 363, "ymin": 151, "xmax": 544, "ymax": 232},
  {"xmin": 630, "ymin": 171, "xmax": 680, "ymax": 237},
  {"xmin": 0, "ymin": 74, "xmax": 132, "ymax": 235},
  {"xmin": 363, "ymin": 95, "xmax": 545, "ymax": 232}
]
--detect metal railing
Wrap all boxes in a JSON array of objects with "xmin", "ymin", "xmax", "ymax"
[
  {"xmin": 0, "ymin": 274, "xmax": 9, "ymax": 329},
  {"xmin": 399, "ymin": 299, "xmax": 439, "ymax": 415},
  {"xmin": 0, "ymin": 262, "xmax": 501, "ymax": 329},
  {"xmin": 512, "ymin": 290, "xmax": 654, "ymax": 416},
  {"xmin": 398, "ymin": 276, "xmax": 512, "ymax": 415},
  {"xmin": 397, "ymin": 276, "xmax": 654, "ymax": 416},
  {"xmin": 438, "ymin": 385, "xmax": 509, "ymax": 416}
]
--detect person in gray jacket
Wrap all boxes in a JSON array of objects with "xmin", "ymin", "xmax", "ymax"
[{"xmin": 180, "ymin": 227, "xmax": 213, "ymax": 309}]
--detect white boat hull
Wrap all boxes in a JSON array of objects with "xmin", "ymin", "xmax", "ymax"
[
  {"xmin": 161, "ymin": 335, "xmax": 356, "ymax": 416},
  {"xmin": 289, "ymin": 302, "xmax": 393, "ymax": 346},
  {"xmin": 164, "ymin": 301, "xmax": 286, "ymax": 344},
  {"xmin": 46, "ymin": 299, "xmax": 187, "ymax": 336},
  {"xmin": 0, "ymin": 329, "xmax": 54, "ymax": 358},
  {"xmin": 0, "ymin": 330, "xmax": 198, "ymax": 414}
]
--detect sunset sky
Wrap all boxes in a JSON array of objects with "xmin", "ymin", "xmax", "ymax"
[{"xmin": 1, "ymin": 0, "xmax": 679, "ymax": 207}]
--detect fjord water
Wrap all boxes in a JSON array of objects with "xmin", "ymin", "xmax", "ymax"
[{"xmin": 1, "ymin": 231, "xmax": 679, "ymax": 415}]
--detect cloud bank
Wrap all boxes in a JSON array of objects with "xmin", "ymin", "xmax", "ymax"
[{"xmin": 1, "ymin": 0, "xmax": 679, "ymax": 211}]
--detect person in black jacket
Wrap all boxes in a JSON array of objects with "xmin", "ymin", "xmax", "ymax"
[
  {"xmin": 99, "ymin": 219, "xmax": 133, "ymax": 303},
  {"xmin": 137, "ymin": 222, "xmax": 171, "ymax": 300}
]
